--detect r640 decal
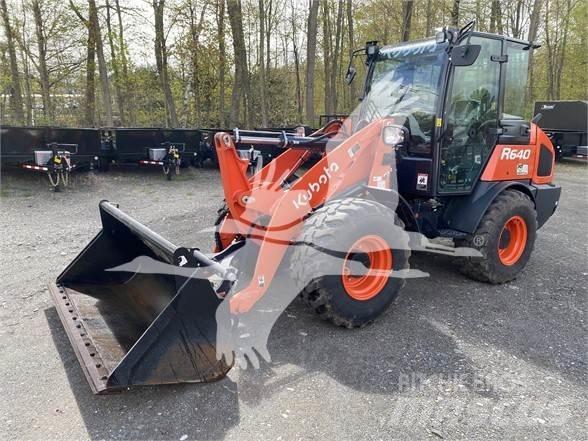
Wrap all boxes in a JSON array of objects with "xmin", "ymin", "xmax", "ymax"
[{"xmin": 500, "ymin": 147, "xmax": 531, "ymax": 160}]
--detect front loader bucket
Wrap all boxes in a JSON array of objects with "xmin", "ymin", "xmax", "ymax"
[{"xmin": 49, "ymin": 201, "xmax": 231, "ymax": 394}]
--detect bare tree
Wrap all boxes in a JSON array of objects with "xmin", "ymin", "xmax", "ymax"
[
  {"xmin": 0, "ymin": 0, "xmax": 25, "ymax": 124},
  {"xmin": 114, "ymin": 0, "xmax": 133, "ymax": 124},
  {"xmin": 329, "ymin": 0, "xmax": 344, "ymax": 113},
  {"xmin": 304, "ymin": 0, "xmax": 319, "ymax": 125},
  {"xmin": 186, "ymin": 0, "xmax": 209, "ymax": 124},
  {"xmin": 525, "ymin": 0, "xmax": 542, "ymax": 107},
  {"xmin": 69, "ymin": 0, "xmax": 96, "ymax": 126},
  {"xmin": 290, "ymin": 3, "xmax": 303, "ymax": 123},
  {"xmin": 31, "ymin": 0, "xmax": 53, "ymax": 122},
  {"xmin": 216, "ymin": 0, "xmax": 226, "ymax": 127},
  {"xmin": 105, "ymin": 0, "xmax": 125, "ymax": 125},
  {"xmin": 258, "ymin": 0, "xmax": 268, "ymax": 126},
  {"xmin": 265, "ymin": 0, "xmax": 272, "ymax": 72},
  {"xmin": 153, "ymin": 0, "xmax": 178, "ymax": 127},
  {"xmin": 17, "ymin": 4, "xmax": 34, "ymax": 125},
  {"xmin": 346, "ymin": 0, "xmax": 356, "ymax": 107},
  {"xmin": 450, "ymin": 0, "xmax": 460, "ymax": 26},
  {"xmin": 226, "ymin": 0, "xmax": 249, "ymax": 126},
  {"xmin": 86, "ymin": 0, "xmax": 114, "ymax": 126},
  {"xmin": 489, "ymin": 0, "xmax": 503, "ymax": 34},
  {"xmin": 322, "ymin": 1, "xmax": 332, "ymax": 115},
  {"xmin": 544, "ymin": 0, "xmax": 577, "ymax": 99},
  {"xmin": 401, "ymin": 0, "xmax": 414, "ymax": 42},
  {"xmin": 425, "ymin": 0, "xmax": 433, "ymax": 36}
]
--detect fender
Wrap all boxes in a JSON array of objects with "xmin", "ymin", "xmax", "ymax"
[
  {"xmin": 368, "ymin": 186, "xmax": 419, "ymax": 233},
  {"xmin": 442, "ymin": 180, "xmax": 536, "ymax": 234}
]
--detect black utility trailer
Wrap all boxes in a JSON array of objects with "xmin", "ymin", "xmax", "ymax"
[
  {"xmin": 534, "ymin": 101, "xmax": 588, "ymax": 160},
  {"xmin": 100, "ymin": 128, "xmax": 202, "ymax": 179},
  {"xmin": 0, "ymin": 126, "xmax": 101, "ymax": 190}
]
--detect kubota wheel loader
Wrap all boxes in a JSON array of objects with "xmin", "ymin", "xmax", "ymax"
[{"xmin": 49, "ymin": 22, "xmax": 561, "ymax": 393}]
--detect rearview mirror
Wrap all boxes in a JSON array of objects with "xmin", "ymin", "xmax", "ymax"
[
  {"xmin": 345, "ymin": 66, "xmax": 357, "ymax": 85},
  {"xmin": 451, "ymin": 44, "xmax": 481, "ymax": 66}
]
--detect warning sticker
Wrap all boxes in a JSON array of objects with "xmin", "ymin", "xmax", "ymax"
[
  {"xmin": 516, "ymin": 163, "xmax": 529, "ymax": 176},
  {"xmin": 417, "ymin": 173, "xmax": 429, "ymax": 190}
]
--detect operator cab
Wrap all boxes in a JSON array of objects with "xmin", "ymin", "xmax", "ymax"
[{"xmin": 352, "ymin": 24, "xmax": 535, "ymax": 200}]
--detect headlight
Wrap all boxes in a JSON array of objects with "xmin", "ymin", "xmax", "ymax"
[{"xmin": 382, "ymin": 125, "xmax": 407, "ymax": 146}]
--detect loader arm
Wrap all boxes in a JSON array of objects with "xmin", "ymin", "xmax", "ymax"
[{"xmin": 214, "ymin": 119, "xmax": 396, "ymax": 313}]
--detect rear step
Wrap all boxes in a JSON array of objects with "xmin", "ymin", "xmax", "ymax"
[{"xmin": 49, "ymin": 201, "xmax": 232, "ymax": 394}]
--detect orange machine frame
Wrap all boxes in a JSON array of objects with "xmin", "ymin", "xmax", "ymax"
[
  {"xmin": 481, "ymin": 123, "xmax": 555, "ymax": 185},
  {"xmin": 215, "ymin": 119, "xmax": 397, "ymax": 313}
]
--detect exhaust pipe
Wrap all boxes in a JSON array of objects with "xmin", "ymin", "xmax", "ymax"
[{"xmin": 49, "ymin": 201, "xmax": 232, "ymax": 394}]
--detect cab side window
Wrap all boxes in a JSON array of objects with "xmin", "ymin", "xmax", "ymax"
[
  {"xmin": 439, "ymin": 37, "xmax": 501, "ymax": 193},
  {"xmin": 503, "ymin": 42, "xmax": 530, "ymax": 120}
]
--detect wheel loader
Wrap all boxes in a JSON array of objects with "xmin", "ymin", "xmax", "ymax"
[{"xmin": 49, "ymin": 23, "xmax": 561, "ymax": 393}]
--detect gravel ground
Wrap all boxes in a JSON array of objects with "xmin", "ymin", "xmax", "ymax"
[{"xmin": 0, "ymin": 161, "xmax": 586, "ymax": 440}]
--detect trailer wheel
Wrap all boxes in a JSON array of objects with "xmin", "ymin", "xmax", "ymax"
[
  {"xmin": 456, "ymin": 189, "xmax": 537, "ymax": 284},
  {"xmin": 289, "ymin": 198, "xmax": 409, "ymax": 328}
]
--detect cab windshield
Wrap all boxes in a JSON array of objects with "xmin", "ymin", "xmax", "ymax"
[{"xmin": 362, "ymin": 40, "xmax": 447, "ymax": 154}]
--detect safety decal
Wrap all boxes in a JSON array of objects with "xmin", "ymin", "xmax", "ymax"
[
  {"xmin": 417, "ymin": 173, "xmax": 428, "ymax": 190},
  {"xmin": 516, "ymin": 163, "xmax": 529, "ymax": 176}
]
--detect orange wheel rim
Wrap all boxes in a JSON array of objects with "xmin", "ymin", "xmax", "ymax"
[
  {"xmin": 342, "ymin": 235, "xmax": 393, "ymax": 301},
  {"xmin": 498, "ymin": 215, "xmax": 527, "ymax": 266}
]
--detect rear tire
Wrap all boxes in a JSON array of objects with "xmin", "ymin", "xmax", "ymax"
[
  {"xmin": 456, "ymin": 189, "xmax": 537, "ymax": 284},
  {"xmin": 289, "ymin": 198, "xmax": 410, "ymax": 328}
]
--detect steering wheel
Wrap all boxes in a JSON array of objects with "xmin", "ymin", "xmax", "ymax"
[{"xmin": 466, "ymin": 119, "xmax": 496, "ymax": 141}]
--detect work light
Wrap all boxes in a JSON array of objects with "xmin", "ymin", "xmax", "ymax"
[{"xmin": 382, "ymin": 125, "xmax": 407, "ymax": 146}]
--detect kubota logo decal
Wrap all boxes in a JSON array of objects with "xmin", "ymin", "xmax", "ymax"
[
  {"xmin": 293, "ymin": 162, "xmax": 340, "ymax": 209},
  {"xmin": 500, "ymin": 147, "xmax": 531, "ymax": 161}
]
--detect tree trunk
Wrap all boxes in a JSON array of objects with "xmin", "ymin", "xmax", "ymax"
[
  {"xmin": 114, "ymin": 0, "xmax": 133, "ymax": 124},
  {"xmin": 153, "ymin": 0, "xmax": 178, "ymax": 127},
  {"xmin": 69, "ymin": 0, "xmax": 96, "ymax": 126},
  {"xmin": 85, "ymin": 33, "xmax": 96, "ymax": 127},
  {"xmin": 265, "ymin": 0, "xmax": 272, "ymax": 73},
  {"xmin": 226, "ymin": 0, "xmax": 249, "ymax": 126},
  {"xmin": 216, "ymin": 0, "xmax": 226, "ymax": 127},
  {"xmin": 509, "ymin": 0, "xmax": 524, "ymax": 38},
  {"xmin": 525, "ymin": 0, "xmax": 542, "ymax": 109},
  {"xmin": 450, "ymin": 0, "xmax": 460, "ymax": 26},
  {"xmin": 425, "ymin": 0, "xmax": 433, "ymax": 36},
  {"xmin": 106, "ymin": 1, "xmax": 125, "ymax": 125},
  {"xmin": 544, "ymin": 0, "xmax": 554, "ymax": 99},
  {"xmin": 490, "ymin": 0, "xmax": 503, "ymax": 34},
  {"xmin": 322, "ymin": 1, "xmax": 332, "ymax": 115},
  {"xmin": 555, "ymin": 0, "xmax": 572, "ymax": 99},
  {"xmin": 15, "ymin": 1, "xmax": 32, "ymax": 124},
  {"xmin": 304, "ymin": 0, "xmax": 319, "ymax": 125},
  {"xmin": 293, "ymin": 44, "xmax": 303, "ymax": 123},
  {"xmin": 18, "ymin": 41, "xmax": 33, "ymax": 125},
  {"xmin": 401, "ymin": 0, "xmax": 414, "ymax": 42},
  {"xmin": 87, "ymin": 0, "xmax": 113, "ymax": 126},
  {"xmin": 0, "ymin": 0, "xmax": 24, "ymax": 124},
  {"xmin": 258, "ymin": 0, "xmax": 268, "ymax": 126},
  {"xmin": 31, "ymin": 0, "xmax": 53, "ymax": 123},
  {"xmin": 346, "ymin": 0, "xmax": 356, "ymax": 107},
  {"xmin": 329, "ymin": 0, "xmax": 343, "ymax": 114},
  {"xmin": 188, "ymin": 1, "xmax": 208, "ymax": 125}
]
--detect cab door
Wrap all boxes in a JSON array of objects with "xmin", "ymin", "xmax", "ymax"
[{"xmin": 438, "ymin": 36, "xmax": 503, "ymax": 194}]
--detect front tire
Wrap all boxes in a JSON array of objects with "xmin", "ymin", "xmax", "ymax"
[
  {"xmin": 289, "ymin": 198, "xmax": 410, "ymax": 328},
  {"xmin": 456, "ymin": 189, "xmax": 537, "ymax": 284}
]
